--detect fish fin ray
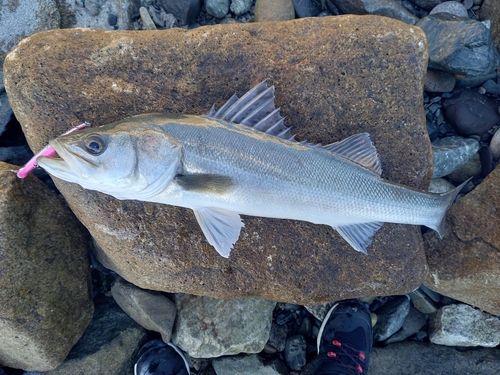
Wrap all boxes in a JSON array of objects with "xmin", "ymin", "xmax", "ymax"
[
  {"xmin": 335, "ymin": 222, "xmax": 383, "ymax": 254},
  {"xmin": 193, "ymin": 208, "xmax": 244, "ymax": 258},
  {"xmin": 206, "ymin": 80, "xmax": 296, "ymax": 141},
  {"xmin": 175, "ymin": 174, "xmax": 235, "ymax": 194},
  {"xmin": 325, "ymin": 133, "xmax": 382, "ymax": 175}
]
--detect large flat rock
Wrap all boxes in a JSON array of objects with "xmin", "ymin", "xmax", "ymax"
[
  {"xmin": 424, "ymin": 164, "xmax": 500, "ymax": 315},
  {"xmin": 4, "ymin": 16, "xmax": 431, "ymax": 304}
]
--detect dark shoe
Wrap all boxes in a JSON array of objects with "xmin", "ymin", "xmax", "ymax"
[
  {"xmin": 315, "ymin": 300, "xmax": 373, "ymax": 375},
  {"xmin": 135, "ymin": 339, "xmax": 190, "ymax": 375}
]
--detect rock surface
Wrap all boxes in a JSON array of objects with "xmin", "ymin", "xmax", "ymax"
[
  {"xmin": 424, "ymin": 164, "xmax": 500, "ymax": 315},
  {"xmin": 4, "ymin": 16, "xmax": 430, "ymax": 304},
  {"xmin": 34, "ymin": 295, "xmax": 148, "ymax": 375},
  {"xmin": 0, "ymin": 162, "xmax": 93, "ymax": 371},
  {"xmin": 429, "ymin": 304, "xmax": 500, "ymax": 347},
  {"xmin": 431, "ymin": 136, "xmax": 479, "ymax": 178},
  {"xmin": 111, "ymin": 277, "xmax": 177, "ymax": 343},
  {"xmin": 417, "ymin": 13, "xmax": 500, "ymax": 77},
  {"xmin": 369, "ymin": 340, "xmax": 500, "ymax": 375},
  {"xmin": 172, "ymin": 294, "xmax": 275, "ymax": 358}
]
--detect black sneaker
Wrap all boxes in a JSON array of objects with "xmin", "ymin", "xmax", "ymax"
[
  {"xmin": 134, "ymin": 339, "xmax": 190, "ymax": 375},
  {"xmin": 315, "ymin": 300, "xmax": 373, "ymax": 375}
]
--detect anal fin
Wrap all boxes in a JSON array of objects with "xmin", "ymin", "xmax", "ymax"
[
  {"xmin": 335, "ymin": 222, "xmax": 383, "ymax": 254},
  {"xmin": 193, "ymin": 207, "xmax": 244, "ymax": 258}
]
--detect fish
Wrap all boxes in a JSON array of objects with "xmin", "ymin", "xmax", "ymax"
[{"xmin": 37, "ymin": 80, "xmax": 466, "ymax": 258}]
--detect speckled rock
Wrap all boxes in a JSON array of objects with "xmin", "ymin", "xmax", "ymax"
[
  {"xmin": 4, "ymin": 16, "xmax": 430, "ymax": 304},
  {"xmin": 171, "ymin": 294, "xmax": 275, "ymax": 358},
  {"xmin": 431, "ymin": 136, "xmax": 479, "ymax": 178},
  {"xmin": 417, "ymin": 13, "xmax": 500, "ymax": 76},
  {"xmin": 429, "ymin": 304, "xmax": 500, "ymax": 347},
  {"xmin": 0, "ymin": 162, "xmax": 93, "ymax": 371},
  {"xmin": 424, "ymin": 164, "xmax": 500, "ymax": 315}
]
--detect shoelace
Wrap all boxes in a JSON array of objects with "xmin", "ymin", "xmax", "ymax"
[{"xmin": 325, "ymin": 339, "xmax": 367, "ymax": 374}]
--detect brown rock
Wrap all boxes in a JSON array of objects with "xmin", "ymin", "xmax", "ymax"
[
  {"xmin": 479, "ymin": 0, "xmax": 500, "ymax": 50},
  {"xmin": 424, "ymin": 164, "xmax": 500, "ymax": 315},
  {"xmin": 0, "ymin": 162, "xmax": 93, "ymax": 371},
  {"xmin": 4, "ymin": 16, "xmax": 430, "ymax": 304}
]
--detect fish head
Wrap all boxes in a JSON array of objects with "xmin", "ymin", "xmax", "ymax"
[{"xmin": 38, "ymin": 123, "xmax": 182, "ymax": 200}]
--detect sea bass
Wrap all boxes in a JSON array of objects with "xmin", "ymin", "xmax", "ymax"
[{"xmin": 38, "ymin": 81, "xmax": 465, "ymax": 258}]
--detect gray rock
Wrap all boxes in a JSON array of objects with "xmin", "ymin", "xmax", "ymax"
[
  {"xmin": 369, "ymin": 340, "xmax": 500, "ymax": 375},
  {"xmin": 0, "ymin": 91, "xmax": 13, "ymax": 137},
  {"xmin": 384, "ymin": 306, "xmax": 427, "ymax": 344},
  {"xmin": 329, "ymin": 0, "xmax": 419, "ymax": 24},
  {"xmin": 206, "ymin": 0, "xmax": 230, "ymax": 18},
  {"xmin": 428, "ymin": 178, "xmax": 457, "ymax": 194},
  {"xmin": 111, "ymin": 277, "xmax": 177, "ymax": 343},
  {"xmin": 446, "ymin": 152, "xmax": 481, "ymax": 183},
  {"xmin": 373, "ymin": 296, "xmax": 410, "ymax": 342},
  {"xmin": 0, "ymin": 0, "xmax": 60, "ymax": 60},
  {"xmin": 481, "ymin": 79, "xmax": 500, "ymax": 95},
  {"xmin": 0, "ymin": 162, "xmax": 93, "ymax": 371},
  {"xmin": 267, "ymin": 322, "xmax": 288, "ymax": 352},
  {"xmin": 305, "ymin": 303, "xmax": 336, "ymax": 321},
  {"xmin": 230, "ymin": 0, "xmax": 253, "ymax": 15},
  {"xmin": 212, "ymin": 354, "xmax": 286, "ymax": 375},
  {"xmin": 140, "ymin": 6, "xmax": 157, "ymax": 30},
  {"xmin": 292, "ymin": 0, "xmax": 323, "ymax": 17},
  {"xmin": 429, "ymin": 304, "xmax": 500, "ymax": 347},
  {"xmin": 284, "ymin": 335, "xmax": 307, "ymax": 371},
  {"xmin": 36, "ymin": 295, "xmax": 148, "ymax": 375},
  {"xmin": 455, "ymin": 71, "xmax": 497, "ymax": 88},
  {"xmin": 430, "ymin": 1, "xmax": 468, "ymax": 17},
  {"xmin": 59, "ymin": 0, "xmax": 140, "ymax": 30},
  {"xmin": 417, "ymin": 13, "xmax": 500, "ymax": 77},
  {"xmin": 172, "ymin": 294, "xmax": 275, "ymax": 358},
  {"xmin": 254, "ymin": 0, "xmax": 296, "ymax": 21},
  {"xmin": 408, "ymin": 289, "xmax": 437, "ymax": 314},
  {"xmin": 431, "ymin": 136, "xmax": 480, "ymax": 178},
  {"xmin": 159, "ymin": 0, "xmax": 201, "ymax": 24}
]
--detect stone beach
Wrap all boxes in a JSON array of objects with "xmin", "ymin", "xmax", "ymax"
[{"xmin": 1, "ymin": 0, "xmax": 500, "ymax": 374}]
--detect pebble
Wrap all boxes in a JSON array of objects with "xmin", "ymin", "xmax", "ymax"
[
  {"xmin": 140, "ymin": 6, "xmax": 157, "ymax": 30},
  {"xmin": 429, "ymin": 1, "xmax": 468, "ymax": 18},
  {"xmin": 284, "ymin": 334, "xmax": 307, "ymax": 371},
  {"xmin": 489, "ymin": 127, "xmax": 500, "ymax": 159},
  {"xmin": 429, "ymin": 304, "xmax": 500, "ymax": 347},
  {"xmin": 446, "ymin": 152, "xmax": 481, "ymax": 183},
  {"xmin": 425, "ymin": 69, "xmax": 456, "ymax": 92},
  {"xmin": 431, "ymin": 136, "xmax": 480, "ymax": 178},
  {"xmin": 442, "ymin": 89, "xmax": 500, "ymax": 136},
  {"xmin": 230, "ymin": 0, "xmax": 253, "ymax": 15},
  {"xmin": 107, "ymin": 13, "xmax": 118, "ymax": 26},
  {"xmin": 292, "ymin": 0, "xmax": 322, "ymax": 18},
  {"xmin": 408, "ymin": 288, "xmax": 438, "ymax": 314},
  {"xmin": 417, "ymin": 14, "xmax": 500, "ymax": 77},
  {"xmin": 206, "ymin": 0, "xmax": 230, "ymax": 18},
  {"xmin": 372, "ymin": 296, "xmax": 411, "ymax": 342},
  {"xmin": 254, "ymin": 0, "xmax": 295, "ymax": 22},
  {"xmin": 84, "ymin": 0, "xmax": 101, "ymax": 16},
  {"xmin": 267, "ymin": 322, "xmax": 288, "ymax": 352}
]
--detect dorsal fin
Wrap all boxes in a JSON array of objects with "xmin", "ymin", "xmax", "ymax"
[
  {"xmin": 324, "ymin": 133, "xmax": 382, "ymax": 175},
  {"xmin": 206, "ymin": 80, "xmax": 296, "ymax": 142}
]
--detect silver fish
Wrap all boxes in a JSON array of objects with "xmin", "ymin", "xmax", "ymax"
[{"xmin": 38, "ymin": 81, "xmax": 466, "ymax": 257}]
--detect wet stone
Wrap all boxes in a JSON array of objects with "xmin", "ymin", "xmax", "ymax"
[
  {"xmin": 431, "ymin": 136, "xmax": 480, "ymax": 178},
  {"xmin": 417, "ymin": 13, "xmax": 500, "ymax": 76},
  {"xmin": 284, "ymin": 335, "xmax": 307, "ymax": 371},
  {"xmin": 372, "ymin": 296, "xmax": 410, "ymax": 342},
  {"xmin": 442, "ymin": 89, "xmax": 500, "ymax": 136}
]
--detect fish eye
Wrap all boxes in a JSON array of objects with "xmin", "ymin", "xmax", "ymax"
[{"xmin": 83, "ymin": 134, "xmax": 107, "ymax": 155}]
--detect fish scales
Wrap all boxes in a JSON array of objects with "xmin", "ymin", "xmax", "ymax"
[{"xmin": 36, "ymin": 81, "xmax": 467, "ymax": 257}]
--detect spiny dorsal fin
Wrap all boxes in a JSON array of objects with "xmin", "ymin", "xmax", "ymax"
[
  {"xmin": 324, "ymin": 133, "xmax": 382, "ymax": 175},
  {"xmin": 206, "ymin": 80, "xmax": 296, "ymax": 141}
]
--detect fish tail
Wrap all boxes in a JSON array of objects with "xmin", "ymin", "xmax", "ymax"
[{"xmin": 430, "ymin": 178, "xmax": 470, "ymax": 238}]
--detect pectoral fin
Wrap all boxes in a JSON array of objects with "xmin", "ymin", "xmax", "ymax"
[
  {"xmin": 193, "ymin": 207, "xmax": 244, "ymax": 258},
  {"xmin": 335, "ymin": 222, "xmax": 383, "ymax": 254}
]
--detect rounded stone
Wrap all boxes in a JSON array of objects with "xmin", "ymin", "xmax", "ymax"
[{"xmin": 430, "ymin": 1, "xmax": 468, "ymax": 18}]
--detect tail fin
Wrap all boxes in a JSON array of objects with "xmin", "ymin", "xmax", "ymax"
[{"xmin": 431, "ymin": 178, "xmax": 471, "ymax": 238}]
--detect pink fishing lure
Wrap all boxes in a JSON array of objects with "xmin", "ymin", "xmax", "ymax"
[{"xmin": 16, "ymin": 122, "xmax": 90, "ymax": 178}]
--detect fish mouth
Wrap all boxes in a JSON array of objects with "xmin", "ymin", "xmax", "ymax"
[{"xmin": 37, "ymin": 139, "xmax": 100, "ymax": 183}]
